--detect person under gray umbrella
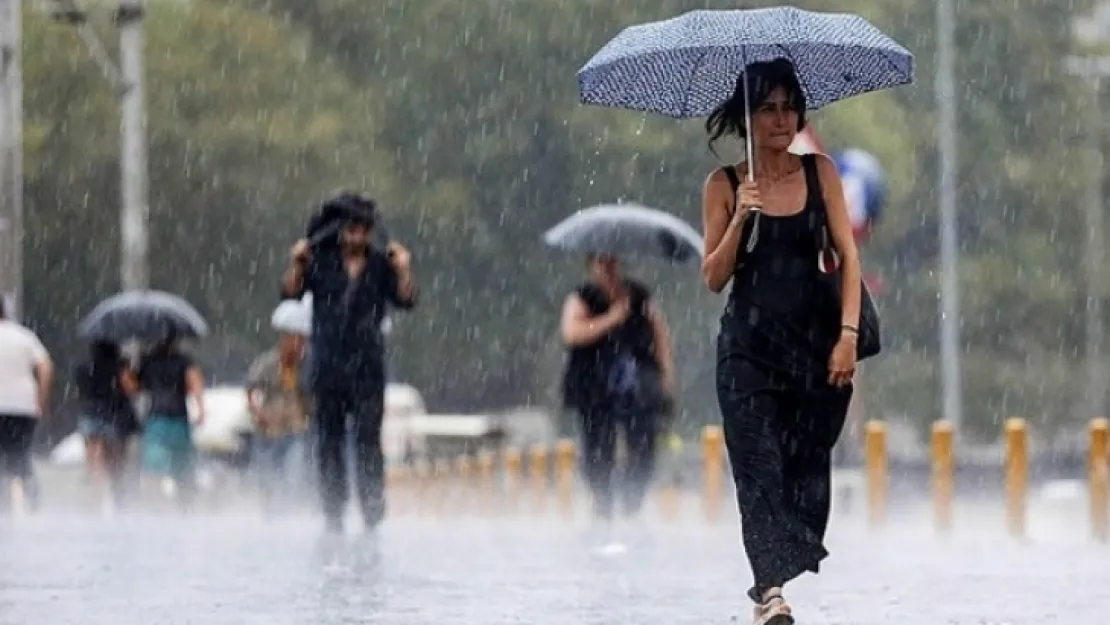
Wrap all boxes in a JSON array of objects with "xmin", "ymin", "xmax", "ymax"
[
  {"xmin": 77, "ymin": 290, "xmax": 209, "ymax": 344},
  {"xmin": 548, "ymin": 208, "xmax": 681, "ymax": 539},
  {"xmin": 136, "ymin": 329, "xmax": 207, "ymax": 511}
]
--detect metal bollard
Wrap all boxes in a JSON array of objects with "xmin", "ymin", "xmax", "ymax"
[
  {"xmin": 1089, "ymin": 418, "xmax": 1109, "ymax": 542},
  {"xmin": 476, "ymin": 450, "xmax": 496, "ymax": 516},
  {"xmin": 702, "ymin": 425, "xmax": 724, "ymax": 523},
  {"xmin": 528, "ymin": 445, "xmax": 549, "ymax": 514},
  {"xmin": 554, "ymin": 439, "xmax": 576, "ymax": 520},
  {"xmin": 431, "ymin": 458, "xmax": 450, "ymax": 518},
  {"xmin": 658, "ymin": 433, "xmax": 683, "ymax": 523},
  {"xmin": 385, "ymin": 465, "xmax": 410, "ymax": 516},
  {"xmin": 503, "ymin": 448, "xmax": 523, "ymax": 515},
  {"xmin": 864, "ymin": 420, "xmax": 887, "ymax": 527},
  {"xmin": 454, "ymin": 455, "xmax": 473, "ymax": 516},
  {"xmin": 931, "ymin": 420, "xmax": 955, "ymax": 533},
  {"xmin": 413, "ymin": 459, "xmax": 432, "ymax": 517},
  {"xmin": 1004, "ymin": 418, "xmax": 1027, "ymax": 539}
]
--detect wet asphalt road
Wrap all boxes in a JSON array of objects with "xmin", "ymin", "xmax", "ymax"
[{"xmin": 1, "ymin": 492, "xmax": 1107, "ymax": 625}]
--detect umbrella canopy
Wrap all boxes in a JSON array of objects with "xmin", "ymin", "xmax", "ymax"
[
  {"xmin": 577, "ymin": 7, "xmax": 914, "ymax": 119},
  {"xmin": 543, "ymin": 204, "xmax": 703, "ymax": 264},
  {"xmin": 77, "ymin": 290, "xmax": 208, "ymax": 343}
]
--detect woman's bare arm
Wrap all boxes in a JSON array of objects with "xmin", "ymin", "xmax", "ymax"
[
  {"xmin": 185, "ymin": 365, "xmax": 207, "ymax": 424},
  {"xmin": 118, "ymin": 366, "xmax": 139, "ymax": 397},
  {"xmin": 701, "ymin": 169, "xmax": 748, "ymax": 293},
  {"xmin": 560, "ymin": 293, "xmax": 624, "ymax": 347},
  {"xmin": 816, "ymin": 155, "xmax": 862, "ymax": 331}
]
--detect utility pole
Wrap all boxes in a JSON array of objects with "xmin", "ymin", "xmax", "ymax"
[
  {"xmin": 0, "ymin": 0, "xmax": 21, "ymax": 320},
  {"xmin": 1065, "ymin": 4, "xmax": 1110, "ymax": 420},
  {"xmin": 116, "ymin": 1, "xmax": 149, "ymax": 291},
  {"xmin": 936, "ymin": 0, "xmax": 963, "ymax": 430},
  {"xmin": 51, "ymin": 1, "xmax": 148, "ymax": 291}
]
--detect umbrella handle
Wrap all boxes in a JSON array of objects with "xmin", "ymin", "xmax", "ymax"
[
  {"xmin": 742, "ymin": 69, "xmax": 755, "ymax": 182},
  {"xmin": 741, "ymin": 68, "xmax": 759, "ymax": 251},
  {"xmin": 746, "ymin": 210, "xmax": 760, "ymax": 253}
]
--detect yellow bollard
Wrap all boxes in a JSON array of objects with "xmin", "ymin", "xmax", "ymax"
[
  {"xmin": 503, "ymin": 448, "xmax": 523, "ymax": 515},
  {"xmin": 864, "ymin": 420, "xmax": 887, "ymax": 527},
  {"xmin": 702, "ymin": 425, "xmax": 724, "ymax": 523},
  {"xmin": 454, "ymin": 455, "xmax": 473, "ymax": 516},
  {"xmin": 1089, "ymin": 418, "xmax": 1109, "ymax": 542},
  {"xmin": 658, "ymin": 433, "xmax": 683, "ymax": 523},
  {"xmin": 476, "ymin": 450, "xmax": 496, "ymax": 517},
  {"xmin": 528, "ymin": 445, "xmax": 549, "ymax": 514},
  {"xmin": 430, "ymin": 458, "xmax": 451, "ymax": 518},
  {"xmin": 413, "ymin": 459, "xmax": 432, "ymax": 517},
  {"xmin": 554, "ymin": 439, "xmax": 576, "ymax": 520},
  {"xmin": 386, "ymin": 465, "xmax": 410, "ymax": 516},
  {"xmin": 931, "ymin": 421, "xmax": 955, "ymax": 533},
  {"xmin": 1004, "ymin": 418, "xmax": 1027, "ymax": 539}
]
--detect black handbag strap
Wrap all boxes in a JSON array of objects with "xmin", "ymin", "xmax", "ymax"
[{"xmin": 799, "ymin": 154, "xmax": 833, "ymax": 253}]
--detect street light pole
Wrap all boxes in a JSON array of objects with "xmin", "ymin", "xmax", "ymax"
[
  {"xmin": 1064, "ymin": 53, "xmax": 1110, "ymax": 421},
  {"xmin": 116, "ymin": 1, "xmax": 149, "ymax": 291},
  {"xmin": 936, "ymin": 0, "xmax": 963, "ymax": 430},
  {"xmin": 0, "ymin": 0, "xmax": 21, "ymax": 320}
]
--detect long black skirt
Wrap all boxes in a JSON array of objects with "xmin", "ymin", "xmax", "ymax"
[{"xmin": 716, "ymin": 352, "xmax": 851, "ymax": 601}]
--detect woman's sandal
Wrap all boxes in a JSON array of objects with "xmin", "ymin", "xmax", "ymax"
[{"xmin": 752, "ymin": 589, "xmax": 794, "ymax": 625}]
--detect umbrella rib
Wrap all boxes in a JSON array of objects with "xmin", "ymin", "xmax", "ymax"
[{"xmin": 680, "ymin": 47, "xmax": 711, "ymax": 119}]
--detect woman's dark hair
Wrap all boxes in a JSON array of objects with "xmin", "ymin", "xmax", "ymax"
[
  {"xmin": 151, "ymin": 330, "xmax": 179, "ymax": 355},
  {"xmin": 90, "ymin": 340, "xmax": 121, "ymax": 364},
  {"xmin": 84, "ymin": 341, "xmax": 123, "ymax": 388},
  {"xmin": 706, "ymin": 58, "xmax": 807, "ymax": 154}
]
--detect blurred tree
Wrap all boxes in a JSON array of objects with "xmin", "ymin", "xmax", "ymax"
[
  {"xmin": 22, "ymin": 0, "xmax": 1102, "ymax": 445},
  {"xmin": 23, "ymin": 1, "xmax": 392, "ymax": 443}
]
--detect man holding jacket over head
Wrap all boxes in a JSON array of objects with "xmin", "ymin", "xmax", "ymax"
[{"xmin": 281, "ymin": 192, "xmax": 417, "ymax": 534}]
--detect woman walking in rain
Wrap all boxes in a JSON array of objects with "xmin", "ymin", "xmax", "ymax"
[
  {"xmin": 137, "ymin": 332, "xmax": 206, "ymax": 509},
  {"xmin": 74, "ymin": 341, "xmax": 140, "ymax": 509},
  {"xmin": 560, "ymin": 252, "xmax": 674, "ymax": 536},
  {"xmin": 701, "ymin": 59, "xmax": 860, "ymax": 625}
]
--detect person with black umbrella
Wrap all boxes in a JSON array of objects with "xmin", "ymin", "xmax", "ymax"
[{"xmin": 281, "ymin": 192, "xmax": 417, "ymax": 534}]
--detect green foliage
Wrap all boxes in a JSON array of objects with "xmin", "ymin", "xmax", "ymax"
[{"xmin": 22, "ymin": 0, "xmax": 1104, "ymax": 442}]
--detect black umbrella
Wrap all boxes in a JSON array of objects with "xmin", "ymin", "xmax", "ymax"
[
  {"xmin": 77, "ymin": 290, "xmax": 209, "ymax": 343},
  {"xmin": 542, "ymin": 203, "xmax": 704, "ymax": 264}
]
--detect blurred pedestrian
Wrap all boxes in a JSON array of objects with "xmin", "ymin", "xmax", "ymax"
[
  {"xmin": 700, "ymin": 60, "xmax": 859, "ymax": 624},
  {"xmin": 137, "ymin": 331, "xmax": 206, "ymax": 509},
  {"xmin": 560, "ymin": 252, "xmax": 675, "ymax": 534},
  {"xmin": 74, "ymin": 340, "xmax": 140, "ymax": 509},
  {"xmin": 282, "ymin": 192, "xmax": 417, "ymax": 534},
  {"xmin": 245, "ymin": 300, "xmax": 311, "ymax": 515},
  {"xmin": 0, "ymin": 299, "xmax": 53, "ymax": 511}
]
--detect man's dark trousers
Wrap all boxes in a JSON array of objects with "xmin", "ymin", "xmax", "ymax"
[{"xmin": 313, "ymin": 380, "xmax": 386, "ymax": 530}]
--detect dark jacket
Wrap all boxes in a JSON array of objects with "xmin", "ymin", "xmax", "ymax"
[{"xmin": 286, "ymin": 247, "xmax": 414, "ymax": 392}]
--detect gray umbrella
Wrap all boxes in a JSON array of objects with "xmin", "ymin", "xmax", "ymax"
[
  {"xmin": 542, "ymin": 203, "xmax": 704, "ymax": 264},
  {"xmin": 77, "ymin": 290, "xmax": 209, "ymax": 343}
]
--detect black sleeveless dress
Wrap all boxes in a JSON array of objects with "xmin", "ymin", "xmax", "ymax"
[{"xmin": 715, "ymin": 154, "xmax": 852, "ymax": 600}]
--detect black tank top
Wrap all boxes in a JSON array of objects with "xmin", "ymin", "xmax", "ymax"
[
  {"xmin": 719, "ymin": 154, "xmax": 842, "ymax": 383},
  {"xmin": 562, "ymin": 279, "xmax": 656, "ymax": 410}
]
